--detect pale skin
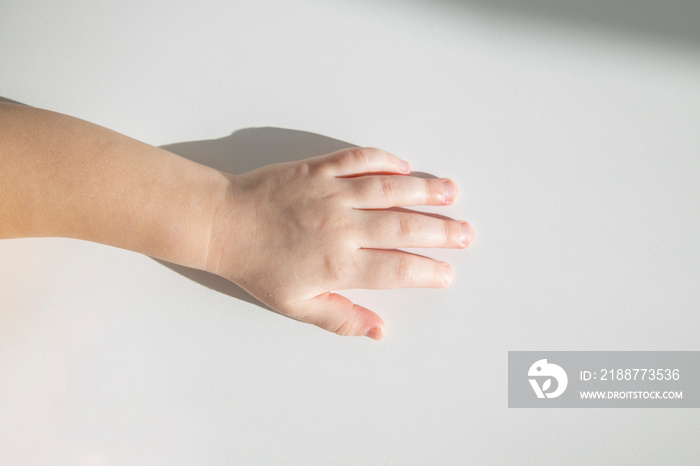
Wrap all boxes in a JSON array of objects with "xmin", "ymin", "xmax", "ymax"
[{"xmin": 0, "ymin": 102, "xmax": 474, "ymax": 340}]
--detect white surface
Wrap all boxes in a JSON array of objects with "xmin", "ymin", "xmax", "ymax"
[{"xmin": 2, "ymin": 0, "xmax": 700, "ymax": 464}]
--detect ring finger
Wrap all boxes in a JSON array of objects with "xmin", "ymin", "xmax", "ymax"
[
  {"xmin": 346, "ymin": 249, "xmax": 453, "ymax": 290},
  {"xmin": 355, "ymin": 210, "xmax": 473, "ymax": 249}
]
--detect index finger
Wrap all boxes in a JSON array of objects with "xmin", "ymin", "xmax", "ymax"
[{"xmin": 310, "ymin": 147, "xmax": 411, "ymax": 177}]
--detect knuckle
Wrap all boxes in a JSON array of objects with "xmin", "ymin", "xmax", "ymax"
[
  {"xmin": 333, "ymin": 315, "xmax": 355, "ymax": 337},
  {"xmin": 396, "ymin": 256, "xmax": 416, "ymax": 282},
  {"xmin": 323, "ymin": 253, "xmax": 350, "ymax": 283},
  {"xmin": 443, "ymin": 220, "xmax": 453, "ymax": 243},
  {"xmin": 348, "ymin": 147, "xmax": 370, "ymax": 165},
  {"xmin": 428, "ymin": 178, "xmax": 442, "ymax": 201},
  {"xmin": 291, "ymin": 161, "xmax": 313, "ymax": 178},
  {"xmin": 399, "ymin": 216, "xmax": 418, "ymax": 242},
  {"xmin": 380, "ymin": 176, "xmax": 400, "ymax": 199}
]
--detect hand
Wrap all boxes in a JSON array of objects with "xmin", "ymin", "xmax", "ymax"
[
  {"xmin": 0, "ymin": 104, "xmax": 474, "ymax": 340},
  {"xmin": 206, "ymin": 147, "xmax": 474, "ymax": 340}
]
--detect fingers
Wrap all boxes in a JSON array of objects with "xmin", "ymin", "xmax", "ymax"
[
  {"xmin": 292, "ymin": 292, "xmax": 386, "ymax": 340},
  {"xmin": 311, "ymin": 147, "xmax": 410, "ymax": 177},
  {"xmin": 342, "ymin": 175, "xmax": 458, "ymax": 208},
  {"xmin": 349, "ymin": 249, "xmax": 453, "ymax": 290},
  {"xmin": 356, "ymin": 210, "xmax": 474, "ymax": 249},
  {"xmin": 311, "ymin": 147, "xmax": 461, "ymax": 208}
]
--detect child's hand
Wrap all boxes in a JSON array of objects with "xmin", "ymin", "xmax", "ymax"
[
  {"xmin": 0, "ymin": 104, "xmax": 472, "ymax": 340},
  {"xmin": 206, "ymin": 147, "xmax": 474, "ymax": 340}
]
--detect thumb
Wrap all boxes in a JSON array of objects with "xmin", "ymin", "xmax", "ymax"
[{"xmin": 293, "ymin": 291, "xmax": 385, "ymax": 340}]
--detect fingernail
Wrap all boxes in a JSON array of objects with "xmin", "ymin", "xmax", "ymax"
[
  {"xmin": 400, "ymin": 160, "xmax": 411, "ymax": 174},
  {"xmin": 444, "ymin": 263, "xmax": 454, "ymax": 286},
  {"xmin": 364, "ymin": 327, "xmax": 383, "ymax": 340},
  {"xmin": 442, "ymin": 178, "xmax": 456, "ymax": 203},
  {"xmin": 459, "ymin": 222, "xmax": 474, "ymax": 247}
]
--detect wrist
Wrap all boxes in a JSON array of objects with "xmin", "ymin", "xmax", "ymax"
[
  {"xmin": 168, "ymin": 165, "xmax": 233, "ymax": 273},
  {"xmin": 203, "ymin": 171, "xmax": 258, "ymax": 284},
  {"xmin": 202, "ymin": 172, "xmax": 236, "ymax": 275}
]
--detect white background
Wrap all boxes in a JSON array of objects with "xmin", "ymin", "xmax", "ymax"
[{"xmin": 2, "ymin": 0, "xmax": 699, "ymax": 464}]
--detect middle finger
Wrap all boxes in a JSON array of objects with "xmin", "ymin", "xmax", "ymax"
[{"xmin": 342, "ymin": 175, "xmax": 458, "ymax": 209}]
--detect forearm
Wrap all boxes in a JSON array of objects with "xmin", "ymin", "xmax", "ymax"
[
  {"xmin": 0, "ymin": 103, "xmax": 228, "ymax": 270},
  {"xmin": 0, "ymin": 102, "xmax": 473, "ymax": 339}
]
